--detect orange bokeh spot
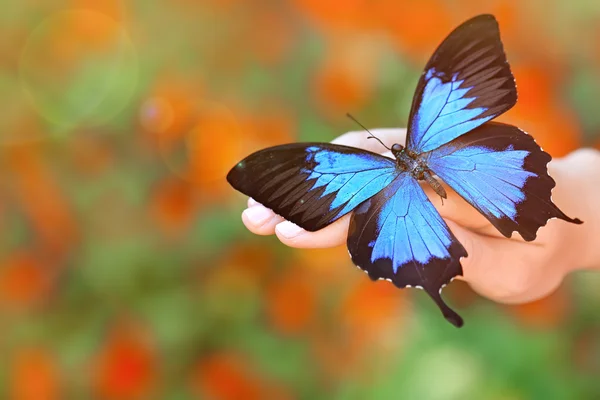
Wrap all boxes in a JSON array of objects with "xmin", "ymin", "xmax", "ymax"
[
  {"xmin": 512, "ymin": 64, "xmax": 556, "ymax": 112},
  {"xmin": 249, "ymin": 10, "xmax": 294, "ymax": 66},
  {"xmin": 339, "ymin": 280, "xmax": 406, "ymax": 342},
  {"xmin": 507, "ymin": 286, "xmax": 570, "ymax": 328},
  {"xmin": 266, "ymin": 266, "xmax": 316, "ymax": 335},
  {"xmin": 186, "ymin": 102, "xmax": 243, "ymax": 185},
  {"xmin": 380, "ymin": 0, "xmax": 453, "ymax": 61},
  {"xmin": 0, "ymin": 251, "xmax": 52, "ymax": 310},
  {"xmin": 313, "ymin": 54, "xmax": 375, "ymax": 116},
  {"xmin": 92, "ymin": 323, "xmax": 157, "ymax": 400},
  {"xmin": 293, "ymin": 0, "xmax": 368, "ymax": 32},
  {"xmin": 311, "ymin": 280, "xmax": 407, "ymax": 381},
  {"xmin": 215, "ymin": 244, "xmax": 274, "ymax": 284},
  {"xmin": 6, "ymin": 145, "xmax": 78, "ymax": 254},
  {"xmin": 502, "ymin": 103, "xmax": 581, "ymax": 158},
  {"xmin": 191, "ymin": 353, "xmax": 287, "ymax": 400},
  {"xmin": 291, "ymin": 246, "xmax": 354, "ymax": 284},
  {"xmin": 500, "ymin": 63, "xmax": 581, "ymax": 157},
  {"xmin": 149, "ymin": 177, "xmax": 195, "ymax": 236},
  {"xmin": 9, "ymin": 347, "xmax": 62, "ymax": 400},
  {"xmin": 70, "ymin": 0, "xmax": 124, "ymax": 21},
  {"xmin": 245, "ymin": 106, "xmax": 296, "ymax": 150},
  {"xmin": 31, "ymin": 10, "xmax": 124, "ymax": 77}
]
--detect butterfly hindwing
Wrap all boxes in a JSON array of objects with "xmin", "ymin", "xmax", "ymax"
[
  {"xmin": 424, "ymin": 122, "xmax": 582, "ymax": 241},
  {"xmin": 227, "ymin": 143, "xmax": 397, "ymax": 231},
  {"xmin": 348, "ymin": 173, "xmax": 467, "ymax": 327},
  {"xmin": 407, "ymin": 14, "xmax": 517, "ymax": 153}
]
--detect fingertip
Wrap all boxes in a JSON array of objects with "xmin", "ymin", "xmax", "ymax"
[
  {"xmin": 241, "ymin": 206, "xmax": 282, "ymax": 235},
  {"xmin": 275, "ymin": 215, "xmax": 350, "ymax": 248},
  {"xmin": 275, "ymin": 221, "xmax": 307, "ymax": 240}
]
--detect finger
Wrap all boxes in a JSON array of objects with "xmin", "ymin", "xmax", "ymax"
[
  {"xmin": 274, "ymin": 215, "xmax": 350, "ymax": 248},
  {"xmin": 241, "ymin": 204, "xmax": 284, "ymax": 235},
  {"xmin": 331, "ymin": 128, "xmax": 407, "ymax": 153}
]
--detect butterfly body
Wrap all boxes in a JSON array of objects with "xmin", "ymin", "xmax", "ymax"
[
  {"xmin": 391, "ymin": 145, "xmax": 448, "ymax": 199},
  {"xmin": 227, "ymin": 15, "xmax": 582, "ymax": 327}
]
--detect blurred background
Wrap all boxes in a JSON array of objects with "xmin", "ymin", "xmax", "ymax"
[{"xmin": 2, "ymin": 0, "xmax": 600, "ymax": 399}]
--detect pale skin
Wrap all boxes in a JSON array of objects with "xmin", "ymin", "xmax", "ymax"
[{"xmin": 241, "ymin": 128, "xmax": 600, "ymax": 304}]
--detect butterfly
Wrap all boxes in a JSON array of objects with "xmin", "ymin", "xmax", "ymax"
[{"xmin": 226, "ymin": 14, "xmax": 582, "ymax": 327}]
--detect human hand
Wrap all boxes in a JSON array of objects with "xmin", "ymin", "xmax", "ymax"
[{"xmin": 240, "ymin": 129, "xmax": 598, "ymax": 304}]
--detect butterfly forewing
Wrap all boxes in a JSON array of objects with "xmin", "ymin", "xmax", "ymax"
[
  {"xmin": 406, "ymin": 14, "xmax": 517, "ymax": 153},
  {"xmin": 227, "ymin": 143, "xmax": 397, "ymax": 232}
]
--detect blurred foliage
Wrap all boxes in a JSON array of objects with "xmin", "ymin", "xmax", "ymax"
[{"xmin": 1, "ymin": 0, "xmax": 600, "ymax": 399}]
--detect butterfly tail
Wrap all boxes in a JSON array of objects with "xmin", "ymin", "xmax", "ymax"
[{"xmin": 427, "ymin": 289, "xmax": 464, "ymax": 328}]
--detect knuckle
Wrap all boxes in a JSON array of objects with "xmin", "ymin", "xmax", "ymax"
[{"xmin": 565, "ymin": 148, "xmax": 600, "ymax": 170}]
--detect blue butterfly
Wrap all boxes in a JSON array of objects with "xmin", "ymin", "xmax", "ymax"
[{"xmin": 227, "ymin": 14, "xmax": 582, "ymax": 327}]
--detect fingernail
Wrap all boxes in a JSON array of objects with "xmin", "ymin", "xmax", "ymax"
[
  {"xmin": 243, "ymin": 206, "xmax": 271, "ymax": 226},
  {"xmin": 248, "ymin": 198, "xmax": 258, "ymax": 207},
  {"xmin": 276, "ymin": 221, "xmax": 305, "ymax": 239}
]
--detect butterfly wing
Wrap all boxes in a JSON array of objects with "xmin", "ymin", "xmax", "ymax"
[
  {"xmin": 406, "ymin": 14, "xmax": 516, "ymax": 153},
  {"xmin": 348, "ymin": 173, "xmax": 467, "ymax": 327},
  {"xmin": 227, "ymin": 143, "xmax": 397, "ymax": 231},
  {"xmin": 424, "ymin": 122, "xmax": 582, "ymax": 241}
]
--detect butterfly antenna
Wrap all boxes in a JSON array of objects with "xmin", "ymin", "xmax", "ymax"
[{"xmin": 346, "ymin": 113, "xmax": 391, "ymax": 151}]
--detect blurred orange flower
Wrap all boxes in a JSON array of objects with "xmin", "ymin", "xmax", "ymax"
[
  {"xmin": 378, "ymin": 0, "xmax": 453, "ymax": 62},
  {"xmin": 214, "ymin": 244, "xmax": 274, "ymax": 285},
  {"xmin": 339, "ymin": 280, "xmax": 407, "ymax": 347},
  {"xmin": 291, "ymin": 246, "xmax": 354, "ymax": 285},
  {"xmin": 312, "ymin": 40, "xmax": 379, "ymax": 117},
  {"xmin": 31, "ymin": 10, "xmax": 123, "ymax": 77},
  {"xmin": 9, "ymin": 347, "xmax": 62, "ymax": 400},
  {"xmin": 245, "ymin": 105, "xmax": 296, "ymax": 150},
  {"xmin": 265, "ymin": 265, "xmax": 316, "ymax": 335},
  {"xmin": 248, "ymin": 10, "xmax": 294, "ymax": 66},
  {"xmin": 0, "ymin": 251, "xmax": 53, "ymax": 311},
  {"xmin": 292, "ymin": 0, "xmax": 368, "ymax": 32},
  {"xmin": 92, "ymin": 322, "xmax": 157, "ymax": 400},
  {"xmin": 507, "ymin": 286, "xmax": 570, "ymax": 328},
  {"xmin": 149, "ymin": 177, "xmax": 195, "ymax": 236},
  {"xmin": 190, "ymin": 352, "xmax": 291, "ymax": 400},
  {"xmin": 500, "ymin": 64, "xmax": 581, "ymax": 157},
  {"xmin": 311, "ymin": 279, "xmax": 408, "ymax": 381},
  {"xmin": 187, "ymin": 102, "xmax": 243, "ymax": 186},
  {"xmin": 6, "ymin": 145, "xmax": 78, "ymax": 254}
]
